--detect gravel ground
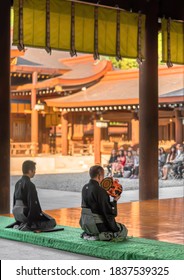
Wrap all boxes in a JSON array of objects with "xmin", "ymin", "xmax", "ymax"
[{"xmin": 10, "ymin": 172, "xmax": 184, "ymax": 192}]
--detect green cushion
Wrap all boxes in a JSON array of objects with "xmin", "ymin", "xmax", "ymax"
[{"xmin": 0, "ymin": 216, "xmax": 183, "ymax": 260}]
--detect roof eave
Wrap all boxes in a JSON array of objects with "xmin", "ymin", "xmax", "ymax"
[
  {"xmin": 11, "ymin": 65, "xmax": 69, "ymax": 75},
  {"xmin": 45, "ymin": 96, "xmax": 184, "ymax": 108}
]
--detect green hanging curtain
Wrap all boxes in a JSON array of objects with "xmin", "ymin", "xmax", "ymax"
[
  {"xmin": 13, "ymin": 0, "xmax": 145, "ymax": 59},
  {"xmin": 162, "ymin": 18, "xmax": 184, "ymax": 65}
]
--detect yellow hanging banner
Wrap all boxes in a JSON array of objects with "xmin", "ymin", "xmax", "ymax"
[
  {"xmin": 13, "ymin": 0, "xmax": 145, "ymax": 59},
  {"xmin": 162, "ymin": 18, "xmax": 184, "ymax": 65}
]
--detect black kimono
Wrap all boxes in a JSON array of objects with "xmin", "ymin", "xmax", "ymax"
[
  {"xmin": 80, "ymin": 179, "xmax": 119, "ymax": 233},
  {"xmin": 13, "ymin": 175, "xmax": 56, "ymax": 230}
]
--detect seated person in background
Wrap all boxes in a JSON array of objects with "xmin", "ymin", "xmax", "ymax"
[
  {"xmin": 127, "ymin": 145, "xmax": 136, "ymax": 156},
  {"xmin": 127, "ymin": 146, "xmax": 134, "ymax": 153},
  {"xmin": 106, "ymin": 149, "xmax": 117, "ymax": 176},
  {"xmin": 176, "ymin": 143, "xmax": 182, "ymax": 156},
  {"xmin": 158, "ymin": 147, "xmax": 167, "ymax": 168},
  {"xmin": 130, "ymin": 147, "xmax": 139, "ymax": 179},
  {"xmin": 158, "ymin": 147, "xmax": 166, "ymax": 178},
  {"xmin": 111, "ymin": 150, "xmax": 126, "ymax": 177},
  {"xmin": 79, "ymin": 165, "xmax": 128, "ymax": 241},
  {"xmin": 12, "ymin": 160, "xmax": 56, "ymax": 231},
  {"xmin": 123, "ymin": 150, "xmax": 134, "ymax": 178},
  {"xmin": 162, "ymin": 146, "xmax": 177, "ymax": 180},
  {"xmin": 175, "ymin": 144, "xmax": 184, "ymax": 160},
  {"xmin": 177, "ymin": 163, "xmax": 184, "ymax": 179},
  {"xmin": 171, "ymin": 144, "xmax": 184, "ymax": 178}
]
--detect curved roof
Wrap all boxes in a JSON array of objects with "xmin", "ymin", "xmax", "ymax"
[
  {"xmin": 20, "ymin": 48, "xmax": 70, "ymax": 69},
  {"xmin": 13, "ymin": 55, "xmax": 112, "ymax": 90},
  {"xmin": 45, "ymin": 65, "xmax": 184, "ymax": 108},
  {"xmin": 11, "ymin": 47, "xmax": 71, "ymax": 75}
]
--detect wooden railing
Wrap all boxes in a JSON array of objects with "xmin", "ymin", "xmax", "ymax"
[
  {"xmin": 10, "ymin": 140, "xmax": 179, "ymax": 157},
  {"xmin": 100, "ymin": 140, "xmax": 133, "ymax": 154},
  {"xmin": 69, "ymin": 142, "xmax": 93, "ymax": 155},
  {"xmin": 10, "ymin": 142, "xmax": 38, "ymax": 156},
  {"xmin": 101, "ymin": 141, "xmax": 114, "ymax": 154}
]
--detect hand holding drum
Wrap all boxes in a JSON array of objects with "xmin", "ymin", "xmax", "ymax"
[{"xmin": 100, "ymin": 177, "xmax": 123, "ymax": 198}]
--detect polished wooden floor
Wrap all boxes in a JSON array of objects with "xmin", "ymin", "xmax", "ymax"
[{"xmin": 45, "ymin": 197, "xmax": 184, "ymax": 245}]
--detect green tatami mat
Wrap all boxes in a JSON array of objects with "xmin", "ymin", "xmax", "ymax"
[{"xmin": 0, "ymin": 217, "xmax": 183, "ymax": 260}]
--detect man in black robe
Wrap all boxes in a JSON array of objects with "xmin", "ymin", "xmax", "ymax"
[
  {"xmin": 79, "ymin": 165, "xmax": 128, "ymax": 241},
  {"xmin": 12, "ymin": 160, "xmax": 56, "ymax": 231}
]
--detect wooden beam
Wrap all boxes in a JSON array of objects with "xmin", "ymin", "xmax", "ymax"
[
  {"xmin": 0, "ymin": 1, "xmax": 11, "ymax": 214},
  {"xmin": 31, "ymin": 72, "xmax": 38, "ymax": 155},
  {"xmin": 61, "ymin": 112, "xmax": 69, "ymax": 155},
  {"xmin": 94, "ymin": 119, "xmax": 101, "ymax": 165},
  {"xmin": 175, "ymin": 109, "xmax": 183, "ymax": 143},
  {"xmin": 139, "ymin": 1, "xmax": 159, "ymax": 200}
]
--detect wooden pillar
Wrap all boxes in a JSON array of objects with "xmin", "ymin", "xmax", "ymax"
[
  {"xmin": 166, "ymin": 124, "xmax": 169, "ymax": 140},
  {"xmin": 131, "ymin": 113, "xmax": 139, "ymax": 146},
  {"xmin": 127, "ymin": 121, "xmax": 132, "ymax": 141},
  {"xmin": 0, "ymin": 1, "xmax": 11, "ymax": 214},
  {"xmin": 169, "ymin": 121, "xmax": 175, "ymax": 141},
  {"xmin": 175, "ymin": 109, "xmax": 183, "ymax": 143},
  {"xmin": 163, "ymin": 126, "xmax": 167, "ymax": 140},
  {"xmin": 31, "ymin": 72, "xmax": 38, "ymax": 155},
  {"xmin": 61, "ymin": 112, "xmax": 68, "ymax": 155},
  {"xmin": 94, "ymin": 119, "xmax": 101, "ymax": 165},
  {"xmin": 139, "ymin": 1, "xmax": 159, "ymax": 200}
]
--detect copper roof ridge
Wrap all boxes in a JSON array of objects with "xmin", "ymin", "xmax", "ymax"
[
  {"xmin": 40, "ymin": 60, "xmax": 112, "ymax": 86},
  {"xmin": 102, "ymin": 70, "xmax": 139, "ymax": 81},
  {"xmin": 49, "ymin": 60, "xmax": 112, "ymax": 86},
  {"xmin": 101, "ymin": 65, "xmax": 184, "ymax": 81}
]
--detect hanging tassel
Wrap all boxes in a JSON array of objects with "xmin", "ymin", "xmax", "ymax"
[
  {"xmin": 166, "ymin": 18, "xmax": 173, "ymax": 68},
  {"xmin": 45, "ymin": 0, "xmax": 51, "ymax": 54},
  {"xmin": 116, "ymin": 8, "xmax": 122, "ymax": 61},
  {"xmin": 136, "ymin": 11, "xmax": 142, "ymax": 65},
  {"xmin": 93, "ymin": 6, "xmax": 100, "ymax": 60},
  {"xmin": 70, "ymin": 2, "xmax": 77, "ymax": 57},
  {"xmin": 18, "ymin": 0, "xmax": 25, "ymax": 51}
]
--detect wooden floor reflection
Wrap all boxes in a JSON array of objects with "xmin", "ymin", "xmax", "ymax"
[{"xmin": 46, "ymin": 197, "xmax": 184, "ymax": 245}]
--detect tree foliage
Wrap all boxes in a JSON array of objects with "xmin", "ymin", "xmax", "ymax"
[
  {"xmin": 103, "ymin": 33, "xmax": 164, "ymax": 70},
  {"xmin": 109, "ymin": 57, "xmax": 139, "ymax": 69}
]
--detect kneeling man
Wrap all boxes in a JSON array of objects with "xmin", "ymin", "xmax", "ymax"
[
  {"xmin": 79, "ymin": 165, "xmax": 128, "ymax": 241},
  {"xmin": 12, "ymin": 160, "xmax": 56, "ymax": 231}
]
